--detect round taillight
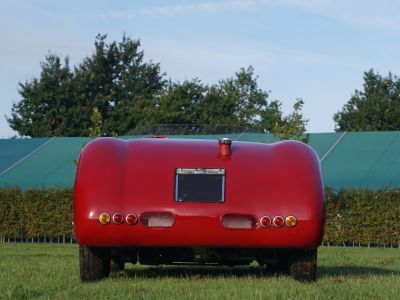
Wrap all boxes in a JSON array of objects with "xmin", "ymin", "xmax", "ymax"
[
  {"xmin": 99, "ymin": 213, "xmax": 111, "ymax": 225},
  {"xmin": 112, "ymin": 213, "xmax": 124, "ymax": 224},
  {"xmin": 125, "ymin": 213, "xmax": 138, "ymax": 225},
  {"xmin": 285, "ymin": 215, "xmax": 297, "ymax": 227},
  {"xmin": 260, "ymin": 216, "xmax": 272, "ymax": 227},
  {"xmin": 273, "ymin": 216, "xmax": 284, "ymax": 227}
]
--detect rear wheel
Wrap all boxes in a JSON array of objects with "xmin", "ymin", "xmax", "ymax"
[
  {"xmin": 288, "ymin": 249, "xmax": 317, "ymax": 282},
  {"xmin": 79, "ymin": 246, "xmax": 111, "ymax": 282},
  {"xmin": 267, "ymin": 249, "xmax": 317, "ymax": 281}
]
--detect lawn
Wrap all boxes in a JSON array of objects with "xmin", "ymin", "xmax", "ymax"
[{"xmin": 0, "ymin": 244, "xmax": 399, "ymax": 299}]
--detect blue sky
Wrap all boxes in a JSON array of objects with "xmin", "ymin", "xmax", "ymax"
[{"xmin": 1, "ymin": 0, "xmax": 400, "ymax": 137}]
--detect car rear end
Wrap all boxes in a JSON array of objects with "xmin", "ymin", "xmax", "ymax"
[{"xmin": 74, "ymin": 137, "xmax": 325, "ymax": 281}]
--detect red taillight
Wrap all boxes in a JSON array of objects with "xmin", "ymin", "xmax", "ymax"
[
  {"xmin": 273, "ymin": 216, "xmax": 284, "ymax": 227},
  {"xmin": 259, "ymin": 216, "xmax": 272, "ymax": 227},
  {"xmin": 140, "ymin": 212, "xmax": 174, "ymax": 227},
  {"xmin": 221, "ymin": 214, "xmax": 256, "ymax": 229},
  {"xmin": 112, "ymin": 213, "xmax": 124, "ymax": 224},
  {"xmin": 125, "ymin": 214, "xmax": 138, "ymax": 225}
]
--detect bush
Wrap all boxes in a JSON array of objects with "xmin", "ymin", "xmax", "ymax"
[
  {"xmin": 323, "ymin": 188, "xmax": 400, "ymax": 247},
  {"xmin": 0, "ymin": 188, "xmax": 73, "ymax": 241}
]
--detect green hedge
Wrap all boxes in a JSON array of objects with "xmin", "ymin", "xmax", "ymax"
[
  {"xmin": 0, "ymin": 188, "xmax": 399, "ymax": 246},
  {"xmin": 0, "ymin": 188, "xmax": 73, "ymax": 241},
  {"xmin": 324, "ymin": 188, "xmax": 400, "ymax": 247}
]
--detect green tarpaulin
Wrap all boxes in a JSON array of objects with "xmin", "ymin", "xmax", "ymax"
[{"xmin": 1, "ymin": 132, "xmax": 399, "ymax": 190}]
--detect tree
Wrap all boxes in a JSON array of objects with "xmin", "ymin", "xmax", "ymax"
[
  {"xmin": 333, "ymin": 69, "xmax": 400, "ymax": 131},
  {"xmin": 143, "ymin": 66, "xmax": 287, "ymax": 134},
  {"xmin": 7, "ymin": 34, "xmax": 165, "ymax": 137},
  {"xmin": 73, "ymin": 34, "xmax": 165, "ymax": 136},
  {"xmin": 7, "ymin": 54, "xmax": 74, "ymax": 137},
  {"xmin": 257, "ymin": 100, "xmax": 284, "ymax": 132},
  {"xmin": 8, "ymin": 35, "xmax": 306, "ymax": 137},
  {"xmin": 216, "ymin": 66, "xmax": 270, "ymax": 127},
  {"xmin": 88, "ymin": 108, "xmax": 103, "ymax": 138},
  {"xmin": 148, "ymin": 79, "xmax": 206, "ymax": 126},
  {"xmin": 272, "ymin": 98, "xmax": 309, "ymax": 143}
]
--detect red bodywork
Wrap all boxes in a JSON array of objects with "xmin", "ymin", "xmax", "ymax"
[{"xmin": 74, "ymin": 138, "xmax": 325, "ymax": 249}]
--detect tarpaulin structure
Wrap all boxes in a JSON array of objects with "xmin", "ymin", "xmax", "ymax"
[{"xmin": 1, "ymin": 131, "xmax": 399, "ymax": 190}]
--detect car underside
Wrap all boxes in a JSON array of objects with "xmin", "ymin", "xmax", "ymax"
[{"xmin": 79, "ymin": 246, "xmax": 317, "ymax": 282}]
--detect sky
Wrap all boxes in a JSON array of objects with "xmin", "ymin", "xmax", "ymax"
[{"xmin": 1, "ymin": 0, "xmax": 400, "ymax": 137}]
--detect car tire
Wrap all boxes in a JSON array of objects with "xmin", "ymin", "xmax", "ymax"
[
  {"xmin": 79, "ymin": 245, "xmax": 111, "ymax": 282},
  {"xmin": 289, "ymin": 248, "xmax": 317, "ymax": 282}
]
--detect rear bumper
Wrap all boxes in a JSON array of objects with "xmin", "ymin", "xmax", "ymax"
[{"xmin": 75, "ymin": 213, "xmax": 324, "ymax": 248}]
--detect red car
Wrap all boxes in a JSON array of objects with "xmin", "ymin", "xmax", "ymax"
[{"xmin": 74, "ymin": 137, "xmax": 325, "ymax": 282}]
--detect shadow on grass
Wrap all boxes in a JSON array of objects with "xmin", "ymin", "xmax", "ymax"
[
  {"xmin": 120, "ymin": 265, "xmax": 268, "ymax": 279},
  {"xmin": 115, "ymin": 265, "xmax": 400, "ymax": 280},
  {"xmin": 318, "ymin": 266, "xmax": 400, "ymax": 277}
]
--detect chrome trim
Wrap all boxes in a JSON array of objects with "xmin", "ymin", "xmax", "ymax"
[
  {"xmin": 175, "ymin": 168, "xmax": 226, "ymax": 203},
  {"xmin": 176, "ymin": 168, "xmax": 225, "ymax": 175}
]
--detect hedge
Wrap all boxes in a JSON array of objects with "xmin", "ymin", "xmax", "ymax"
[
  {"xmin": 0, "ymin": 188, "xmax": 73, "ymax": 242},
  {"xmin": 0, "ymin": 187, "xmax": 399, "ymax": 246},
  {"xmin": 324, "ymin": 188, "xmax": 400, "ymax": 247}
]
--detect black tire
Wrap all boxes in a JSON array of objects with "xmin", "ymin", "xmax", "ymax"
[
  {"xmin": 79, "ymin": 245, "xmax": 111, "ymax": 282},
  {"xmin": 289, "ymin": 249, "xmax": 317, "ymax": 282}
]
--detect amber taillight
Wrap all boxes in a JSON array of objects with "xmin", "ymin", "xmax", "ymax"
[
  {"xmin": 99, "ymin": 213, "xmax": 111, "ymax": 225},
  {"xmin": 285, "ymin": 215, "xmax": 297, "ymax": 227}
]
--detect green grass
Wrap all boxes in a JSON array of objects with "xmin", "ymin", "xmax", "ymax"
[{"xmin": 0, "ymin": 244, "xmax": 399, "ymax": 299}]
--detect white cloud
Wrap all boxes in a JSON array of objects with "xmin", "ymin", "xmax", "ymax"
[
  {"xmin": 99, "ymin": 1, "xmax": 266, "ymax": 19},
  {"xmin": 99, "ymin": 0, "xmax": 400, "ymax": 33}
]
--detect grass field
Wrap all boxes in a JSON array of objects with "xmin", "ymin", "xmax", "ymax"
[{"xmin": 0, "ymin": 244, "xmax": 399, "ymax": 299}]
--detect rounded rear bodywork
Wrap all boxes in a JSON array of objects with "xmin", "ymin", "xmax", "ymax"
[{"xmin": 74, "ymin": 138, "xmax": 325, "ymax": 249}]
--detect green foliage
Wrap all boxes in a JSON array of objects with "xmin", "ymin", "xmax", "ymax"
[
  {"xmin": 147, "ymin": 79, "xmax": 207, "ymax": 126},
  {"xmin": 7, "ymin": 54, "xmax": 74, "ymax": 137},
  {"xmin": 0, "ymin": 187, "xmax": 399, "ymax": 247},
  {"xmin": 323, "ymin": 188, "xmax": 400, "ymax": 246},
  {"xmin": 0, "ymin": 188, "xmax": 73, "ymax": 239},
  {"xmin": 7, "ymin": 34, "xmax": 165, "ymax": 137},
  {"xmin": 216, "ymin": 66, "xmax": 270, "ymax": 128},
  {"xmin": 7, "ymin": 35, "xmax": 306, "ymax": 137},
  {"xmin": 88, "ymin": 107, "xmax": 103, "ymax": 138},
  {"xmin": 144, "ymin": 66, "xmax": 288, "ymax": 134},
  {"xmin": 272, "ymin": 98, "xmax": 309, "ymax": 143},
  {"xmin": 334, "ymin": 69, "xmax": 400, "ymax": 131}
]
